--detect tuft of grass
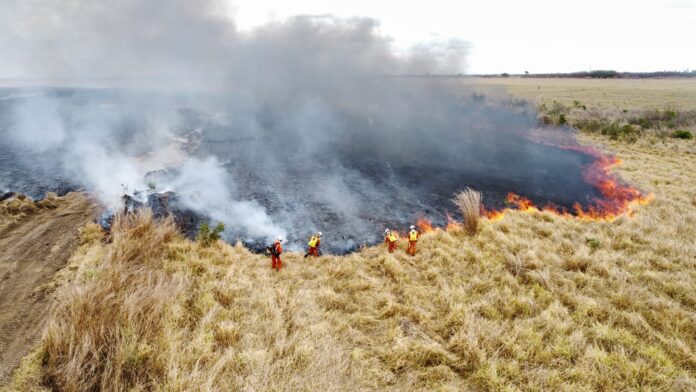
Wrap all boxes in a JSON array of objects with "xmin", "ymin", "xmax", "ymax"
[{"xmin": 452, "ymin": 188, "xmax": 482, "ymax": 235}]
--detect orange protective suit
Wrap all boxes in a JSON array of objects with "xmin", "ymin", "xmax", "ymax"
[
  {"xmin": 385, "ymin": 232, "xmax": 398, "ymax": 253},
  {"xmin": 271, "ymin": 241, "xmax": 283, "ymax": 270},
  {"xmin": 305, "ymin": 236, "xmax": 321, "ymax": 258},
  {"xmin": 407, "ymin": 229, "xmax": 419, "ymax": 256}
]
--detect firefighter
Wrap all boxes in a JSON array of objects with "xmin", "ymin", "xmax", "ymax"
[
  {"xmin": 407, "ymin": 225, "xmax": 419, "ymax": 256},
  {"xmin": 304, "ymin": 231, "xmax": 322, "ymax": 258},
  {"xmin": 268, "ymin": 237, "xmax": 283, "ymax": 271},
  {"xmin": 384, "ymin": 229, "xmax": 398, "ymax": 253}
]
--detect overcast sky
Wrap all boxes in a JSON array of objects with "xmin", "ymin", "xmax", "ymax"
[
  {"xmin": 230, "ymin": 0, "xmax": 696, "ymax": 74},
  {"xmin": 1, "ymin": 0, "xmax": 694, "ymax": 77}
]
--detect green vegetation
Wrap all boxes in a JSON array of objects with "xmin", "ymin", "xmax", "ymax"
[
  {"xmin": 600, "ymin": 123, "xmax": 641, "ymax": 143},
  {"xmin": 196, "ymin": 222, "xmax": 225, "ymax": 247},
  {"xmin": 584, "ymin": 237, "xmax": 600, "ymax": 253},
  {"xmin": 672, "ymin": 130, "xmax": 694, "ymax": 140}
]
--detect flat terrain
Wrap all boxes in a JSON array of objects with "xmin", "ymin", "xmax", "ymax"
[
  {"xmin": 4, "ymin": 78, "xmax": 696, "ymax": 391},
  {"xmin": 0, "ymin": 193, "xmax": 97, "ymax": 383},
  {"xmin": 466, "ymin": 77, "xmax": 696, "ymax": 110}
]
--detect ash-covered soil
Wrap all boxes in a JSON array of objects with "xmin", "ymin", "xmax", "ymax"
[{"xmin": 0, "ymin": 85, "xmax": 603, "ymax": 253}]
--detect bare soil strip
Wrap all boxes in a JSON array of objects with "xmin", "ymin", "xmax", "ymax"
[{"xmin": 0, "ymin": 193, "xmax": 97, "ymax": 383}]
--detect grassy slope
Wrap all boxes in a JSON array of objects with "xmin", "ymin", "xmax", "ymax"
[{"xmin": 6, "ymin": 81, "xmax": 696, "ymax": 391}]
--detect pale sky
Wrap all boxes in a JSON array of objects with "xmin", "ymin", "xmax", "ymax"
[{"xmin": 229, "ymin": 0, "xmax": 696, "ymax": 74}]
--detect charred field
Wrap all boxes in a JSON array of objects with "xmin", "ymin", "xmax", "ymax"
[{"xmin": 0, "ymin": 81, "xmax": 649, "ymax": 253}]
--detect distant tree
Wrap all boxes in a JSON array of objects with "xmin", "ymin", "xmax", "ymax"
[
  {"xmin": 588, "ymin": 70, "xmax": 619, "ymax": 79},
  {"xmin": 501, "ymin": 72, "xmax": 510, "ymax": 77}
]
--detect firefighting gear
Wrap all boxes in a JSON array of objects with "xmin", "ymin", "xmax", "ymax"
[
  {"xmin": 305, "ymin": 233, "xmax": 321, "ymax": 258},
  {"xmin": 308, "ymin": 236, "xmax": 318, "ymax": 247},
  {"xmin": 385, "ymin": 230, "xmax": 398, "ymax": 252},
  {"xmin": 408, "ymin": 228, "xmax": 419, "ymax": 256},
  {"xmin": 270, "ymin": 240, "xmax": 283, "ymax": 270}
]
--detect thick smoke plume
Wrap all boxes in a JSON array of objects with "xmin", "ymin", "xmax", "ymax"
[{"xmin": 0, "ymin": 1, "xmax": 597, "ymax": 252}]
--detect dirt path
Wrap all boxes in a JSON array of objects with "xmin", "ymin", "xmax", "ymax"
[{"xmin": 0, "ymin": 192, "xmax": 98, "ymax": 383}]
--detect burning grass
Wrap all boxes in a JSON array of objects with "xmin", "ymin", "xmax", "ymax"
[{"xmin": 7, "ymin": 132, "xmax": 696, "ymax": 390}]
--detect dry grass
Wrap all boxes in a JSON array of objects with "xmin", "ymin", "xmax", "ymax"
[
  {"xmin": 0, "ymin": 193, "xmax": 61, "ymax": 232},
  {"xmin": 39, "ymin": 211, "xmax": 183, "ymax": 391},
  {"xmin": 5, "ymin": 79, "xmax": 696, "ymax": 391},
  {"xmin": 466, "ymin": 77, "xmax": 696, "ymax": 111},
  {"xmin": 466, "ymin": 77, "xmax": 696, "ymax": 144},
  {"xmin": 452, "ymin": 188, "xmax": 482, "ymax": 235}
]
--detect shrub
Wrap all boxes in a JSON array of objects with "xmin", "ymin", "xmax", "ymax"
[
  {"xmin": 540, "ymin": 115, "xmax": 554, "ymax": 126},
  {"xmin": 629, "ymin": 117, "xmax": 653, "ymax": 130},
  {"xmin": 585, "ymin": 237, "xmax": 600, "ymax": 253},
  {"xmin": 197, "ymin": 222, "xmax": 225, "ymax": 246},
  {"xmin": 601, "ymin": 123, "xmax": 640, "ymax": 143},
  {"xmin": 452, "ymin": 188, "xmax": 482, "ymax": 235},
  {"xmin": 672, "ymin": 130, "xmax": 694, "ymax": 140},
  {"xmin": 558, "ymin": 114, "xmax": 567, "ymax": 125}
]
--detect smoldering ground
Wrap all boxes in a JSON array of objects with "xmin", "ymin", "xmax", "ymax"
[{"xmin": 0, "ymin": 1, "xmax": 600, "ymax": 252}]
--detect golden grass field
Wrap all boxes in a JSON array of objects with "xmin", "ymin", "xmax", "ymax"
[
  {"xmin": 4, "ymin": 79, "xmax": 696, "ymax": 391},
  {"xmin": 467, "ymin": 77, "xmax": 696, "ymax": 111}
]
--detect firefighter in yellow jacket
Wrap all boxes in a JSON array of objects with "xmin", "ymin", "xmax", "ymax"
[
  {"xmin": 304, "ymin": 232, "xmax": 322, "ymax": 258},
  {"xmin": 407, "ymin": 225, "xmax": 419, "ymax": 256},
  {"xmin": 384, "ymin": 229, "xmax": 398, "ymax": 253}
]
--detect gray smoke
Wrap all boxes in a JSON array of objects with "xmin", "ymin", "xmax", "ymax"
[{"xmin": 0, "ymin": 1, "xmax": 596, "ymax": 252}]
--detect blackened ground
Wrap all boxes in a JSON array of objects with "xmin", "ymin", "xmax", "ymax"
[
  {"xmin": 204, "ymin": 131, "xmax": 598, "ymax": 253},
  {"xmin": 0, "ymin": 144, "xmax": 77, "ymax": 199},
  {"xmin": 1, "ymin": 85, "xmax": 605, "ymax": 254}
]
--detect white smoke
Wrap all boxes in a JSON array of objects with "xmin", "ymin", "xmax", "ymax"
[
  {"xmin": 0, "ymin": 1, "xmax": 472, "ymax": 248},
  {"xmin": 8, "ymin": 96, "xmax": 66, "ymax": 152},
  {"xmin": 168, "ymin": 157, "xmax": 284, "ymax": 242}
]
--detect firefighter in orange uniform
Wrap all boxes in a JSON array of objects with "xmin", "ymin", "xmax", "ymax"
[
  {"xmin": 384, "ymin": 229, "xmax": 398, "ymax": 253},
  {"xmin": 305, "ymin": 232, "xmax": 322, "ymax": 258},
  {"xmin": 407, "ymin": 225, "xmax": 419, "ymax": 256},
  {"xmin": 269, "ymin": 237, "xmax": 283, "ymax": 270}
]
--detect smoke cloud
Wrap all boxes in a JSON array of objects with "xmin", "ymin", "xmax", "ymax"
[{"xmin": 0, "ymin": 0, "xmax": 597, "ymax": 252}]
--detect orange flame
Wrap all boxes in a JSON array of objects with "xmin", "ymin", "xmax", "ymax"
[
  {"xmin": 417, "ymin": 217, "xmax": 434, "ymax": 233},
  {"xmin": 446, "ymin": 214, "xmax": 463, "ymax": 231},
  {"xmin": 413, "ymin": 145, "xmax": 652, "ymax": 232},
  {"xmin": 479, "ymin": 146, "xmax": 653, "ymax": 223}
]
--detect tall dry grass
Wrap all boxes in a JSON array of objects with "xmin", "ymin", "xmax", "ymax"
[
  {"xmin": 452, "ymin": 188, "xmax": 482, "ymax": 234},
  {"xmin": 40, "ymin": 211, "xmax": 185, "ymax": 392}
]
